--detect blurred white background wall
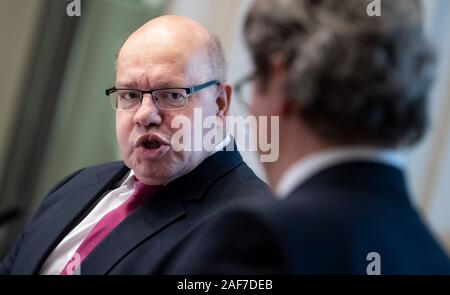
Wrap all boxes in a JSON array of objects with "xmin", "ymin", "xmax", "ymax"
[{"xmin": 416, "ymin": 0, "xmax": 450, "ymax": 249}]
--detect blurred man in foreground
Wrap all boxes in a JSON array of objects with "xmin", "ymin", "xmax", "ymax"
[{"xmin": 167, "ymin": 0, "xmax": 450, "ymax": 274}]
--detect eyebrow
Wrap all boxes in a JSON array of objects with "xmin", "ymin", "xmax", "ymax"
[{"xmin": 115, "ymin": 80, "xmax": 187, "ymax": 90}]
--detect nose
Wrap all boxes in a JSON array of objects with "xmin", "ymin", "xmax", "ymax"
[{"xmin": 132, "ymin": 94, "xmax": 162, "ymax": 127}]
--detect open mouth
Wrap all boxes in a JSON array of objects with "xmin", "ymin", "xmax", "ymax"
[
  {"xmin": 135, "ymin": 135, "xmax": 171, "ymax": 161},
  {"xmin": 142, "ymin": 140, "xmax": 162, "ymax": 149}
]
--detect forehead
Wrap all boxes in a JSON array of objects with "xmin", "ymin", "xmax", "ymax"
[{"xmin": 116, "ymin": 34, "xmax": 209, "ymax": 89}]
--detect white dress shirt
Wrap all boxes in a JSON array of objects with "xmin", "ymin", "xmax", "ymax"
[
  {"xmin": 40, "ymin": 135, "xmax": 231, "ymax": 275},
  {"xmin": 39, "ymin": 170, "xmax": 137, "ymax": 275},
  {"xmin": 275, "ymin": 146, "xmax": 405, "ymax": 199}
]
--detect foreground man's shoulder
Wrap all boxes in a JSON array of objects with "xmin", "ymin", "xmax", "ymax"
[{"xmin": 80, "ymin": 160, "xmax": 126, "ymax": 173}]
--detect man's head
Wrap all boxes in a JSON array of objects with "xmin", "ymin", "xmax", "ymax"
[
  {"xmin": 241, "ymin": 0, "xmax": 435, "ymax": 187},
  {"xmin": 244, "ymin": 0, "xmax": 434, "ymax": 149},
  {"xmin": 115, "ymin": 15, "xmax": 231, "ymax": 185}
]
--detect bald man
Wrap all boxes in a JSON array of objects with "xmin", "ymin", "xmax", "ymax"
[{"xmin": 0, "ymin": 16, "xmax": 269, "ymax": 275}]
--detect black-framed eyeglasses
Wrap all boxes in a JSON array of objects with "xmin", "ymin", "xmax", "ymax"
[
  {"xmin": 105, "ymin": 80, "xmax": 220, "ymax": 111},
  {"xmin": 234, "ymin": 73, "xmax": 255, "ymax": 110}
]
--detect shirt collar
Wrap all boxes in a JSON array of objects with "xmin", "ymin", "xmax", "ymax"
[
  {"xmin": 120, "ymin": 169, "xmax": 135, "ymax": 189},
  {"xmin": 211, "ymin": 134, "xmax": 231, "ymax": 154},
  {"xmin": 275, "ymin": 146, "xmax": 405, "ymax": 199}
]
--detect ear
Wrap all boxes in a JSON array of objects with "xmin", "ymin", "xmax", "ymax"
[{"xmin": 215, "ymin": 83, "xmax": 232, "ymax": 119}]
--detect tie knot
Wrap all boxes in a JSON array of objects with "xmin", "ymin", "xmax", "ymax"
[{"xmin": 133, "ymin": 177, "xmax": 162, "ymax": 201}]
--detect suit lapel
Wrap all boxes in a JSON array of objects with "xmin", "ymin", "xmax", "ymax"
[
  {"xmin": 13, "ymin": 162, "xmax": 129, "ymax": 274},
  {"xmin": 80, "ymin": 189, "xmax": 186, "ymax": 274},
  {"xmin": 82, "ymin": 147, "xmax": 244, "ymax": 274}
]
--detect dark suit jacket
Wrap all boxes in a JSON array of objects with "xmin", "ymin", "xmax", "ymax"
[
  {"xmin": 0, "ymin": 149, "xmax": 270, "ymax": 274},
  {"xmin": 167, "ymin": 161, "xmax": 450, "ymax": 274}
]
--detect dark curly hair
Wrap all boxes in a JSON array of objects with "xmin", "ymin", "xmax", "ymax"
[{"xmin": 244, "ymin": 0, "xmax": 435, "ymax": 147}]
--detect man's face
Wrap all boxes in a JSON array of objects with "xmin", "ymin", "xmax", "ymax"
[{"xmin": 115, "ymin": 34, "xmax": 218, "ymax": 185}]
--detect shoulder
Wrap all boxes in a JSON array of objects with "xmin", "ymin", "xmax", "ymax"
[
  {"xmin": 167, "ymin": 197, "xmax": 286, "ymax": 274},
  {"xmin": 217, "ymin": 160, "xmax": 270, "ymax": 194},
  {"xmin": 34, "ymin": 161, "xmax": 127, "ymax": 216},
  {"xmin": 46, "ymin": 161, "xmax": 125, "ymax": 195},
  {"xmin": 213, "ymin": 189, "xmax": 357, "ymax": 252},
  {"xmin": 79, "ymin": 160, "xmax": 125, "ymax": 174},
  {"xmin": 201, "ymin": 155, "xmax": 272, "ymax": 203}
]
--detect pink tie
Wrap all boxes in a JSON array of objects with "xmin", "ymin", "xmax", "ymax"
[{"xmin": 60, "ymin": 178, "xmax": 161, "ymax": 275}]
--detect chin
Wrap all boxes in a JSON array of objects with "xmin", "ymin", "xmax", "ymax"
[{"xmin": 133, "ymin": 159, "xmax": 180, "ymax": 184}]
